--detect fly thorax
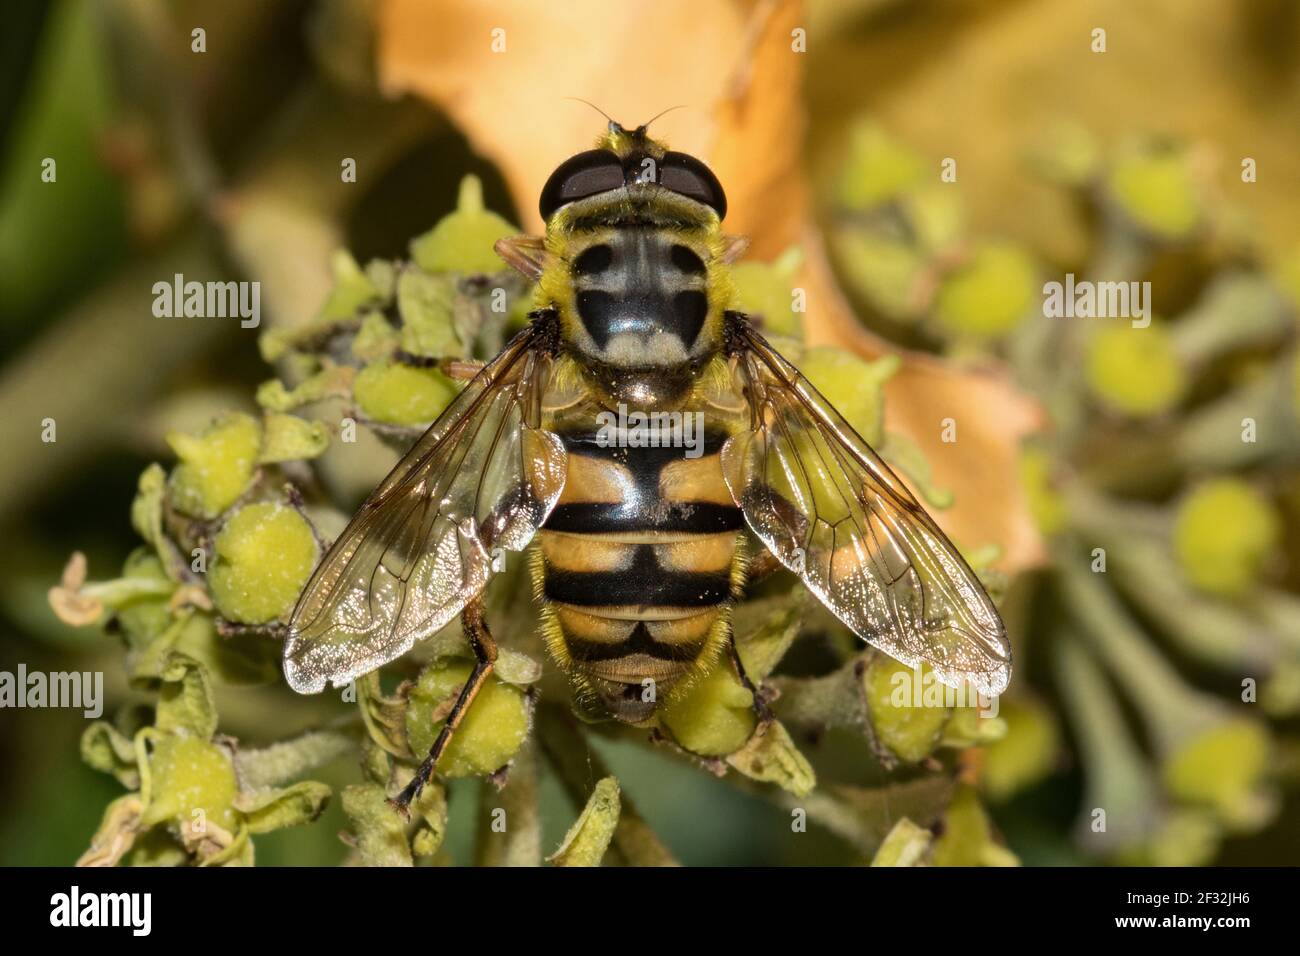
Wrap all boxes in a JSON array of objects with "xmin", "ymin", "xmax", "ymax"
[{"xmin": 563, "ymin": 226, "xmax": 720, "ymax": 375}]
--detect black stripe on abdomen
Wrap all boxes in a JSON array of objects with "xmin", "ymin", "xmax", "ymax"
[
  {"xmin": 543, "ymin": 501, "xmax": 742, "ymax": 535},
  {"xmin": 543, "ymin": 545, "xmax": 731, "ymax": 607}
]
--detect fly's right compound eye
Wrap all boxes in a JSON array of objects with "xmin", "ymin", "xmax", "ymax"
[{"xmin": 539, "ymin": 150, "xmax": 627, "ymax": 220}]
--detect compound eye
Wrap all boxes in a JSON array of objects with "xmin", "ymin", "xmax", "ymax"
[
  {"xmin": 539, "ymin": 150, "xmax": 627, "ymax": 220},
  {"xmin": 658, "ymin": 151, "xmax": 727, "ymax": 220}
]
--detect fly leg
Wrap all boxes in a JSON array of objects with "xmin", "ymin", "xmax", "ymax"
[
  {"xmin": 728, "ymin": 632, "xmax": 773, "ymax": 723},
  {"xmin": 390, "ymin": 597, "xmax": 498, "ymax": 815}
]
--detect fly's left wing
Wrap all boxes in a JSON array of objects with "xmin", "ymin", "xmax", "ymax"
[
  {"xmin": 722, "ymin": 320, "xmax": 1010, "ymax": 697},
  {"xmin": 283, "ymin": 325, "xmax": 566, "ymax": 693}
]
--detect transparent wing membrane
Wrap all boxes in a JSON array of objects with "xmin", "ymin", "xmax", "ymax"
[
  {"xmin": 283, "ymin": 328, "xmax": 565, "ymax": 693},
  {"xmin": 722, "ymin": 323, "xmax": 1010, "ymax": 697}
]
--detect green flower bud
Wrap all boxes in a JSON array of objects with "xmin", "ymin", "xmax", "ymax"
[
  {"xmin": 863, "ymin": 657, "xmax": 950, "ymax": 762},
  {"xmin": 256, "ymin": 365, "xmax": 355, "ymax": 413},
  {"xmin": 352, "ymin": 310, "xmax": 401, "ymax": 362},
  {"xmin": 870, "ymin": 817, "xmax": 933, "ymax": 867},
  {"xmin": 799, "ymin": 347, "xmax": 899, "ymax": 448},
  {"xmin": 364, "ymin": 258, "xmax": 398, "ymax": 300},
  {"xmin": 837, "ymin": 123, "xmax": 925, "ymax": 210},
  {"xmin": 931, "ymin": 785, "xmax": 1018, "ymax": 867},
  {"xmin": 410, "ymin": 175, "xmax": 516, "ymax": 275},
  {"xmin": 1261, "ymin": 661, "xmax": 1300, "ymax": 718},
  {"xmin": 832, "ymin": 230, "xmax": 924, "ymax": 321},
  {"xmin": 1028, "ymin": 121, "xmax": 1101, "ymax": 186},
  {"xmin": 1017, "ymin": 447, "xmax": 1068, "ymax": 536},
  {"xmin": 1292, "ymin": 352, "xmax": 1300, "ymax": 420},
  {"xmin": 131, "ymin": 464, "xmax": 171, "ymax": 558},
  {"xmin": 660, "ymin": 664, "xmax": 756, "ymax": 756},
  {"xmin": 724, "ymin": 719, "xmax": 815, "ymax": 797},
  {"xmin": 126, "ymin": 828, "xmax": 188, "ymax": 867},
  {"xmin": 166, "ymin": 412, "xmax": 262, "ymax": 519},
  {"xmin": 341, "ymin": 783, "xmax": 412, "ymax": 867},
  {"xmin": 353, "ymin": 360, "xmax": 459, "ymax": 426},
  {"xmin": 939, "ymin": 706, "xmax": 1006, "ymax": 749},
  {"xmin": 730, "ymin": 248, "xmax": 804, "ymax": 338},
  {"xmin": 258, "ymin": 412, "xmax": 329, "ymax": 464},
  {"xmin": 116, "ymin": 550, "xmax": 173, "ymax": 652},
  {"xmin": 397, "ymin": 268, "xmax": 461, "ymax": 358},
  {"xmin": 405, "ymin": 660, "xmax": 530, "ymax": 777},
  {"xmin": 1084, "ymin": 322, "xmax": 1188, "ymax": 417},
  {"xmin": 1161, "ymin": 719, "xmax": 1273, "ymax": 829},
  {"xmin": 932, "ymin": 241, "xmax": 1037, "ymax": 340},
  {"xmin": 1270, "ymin": 244, "xmax": 1300, "ymax": 314},
  {"xmin": 155, "ymin": 654, "xmax": 218, "ymax": 739},
  {"xmin": 236, "ymin": 780, "xmax": 332, "ymax": 834},
  {"xmin": 140, "ymin": 735, "xmax": 240, "ymax": 833},
  {"xmin": 172, "ymin": 611, "xmax": 281, "ymax": 685},
  {"xmin": 209, "ymin": 502, "xmax": 319, "ymax": 625},
  {"xmin": 1113, "ymin": 809, "xmax": 1220, "ymax": 867},
  {"xmin": 979, "ymin": 697, "xmax": 1060, "ymax": 801},
  {"xmin": 879, "ymin": 432, "xmax": 954, "ymax": 509},
  {"xmin": 82, "ymin": 721, "xmax": 141, "ymax": 789},
  {"xmin": 548, "ymin": 777, "xmax": 620, "ymax": 867},
  {"xmin": 901, "ymin": 185, "xmax": 966, "ymax": 253},
  {"xmin": 319, "ymin": 250, "xmax": 384, "ymax": 323},
  {"xmin": 1173, "ymin": 479, "xmax": 1280, "ymax": 597},
  {"xmin": 116, "ymin": 554, "xmax": 280, "ymax": 682},
  {"xmin": 1105, "ymin": 142, "xmax": 1201, "ymax": 240}
]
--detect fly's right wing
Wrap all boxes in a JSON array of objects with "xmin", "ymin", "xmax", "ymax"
[
  {"xmin": 723, "ymin": 320, "xmax": 1011, "ymax": 698},
  {"xmin": 283, "ymin": 326, "xmax": 566, "ymax": 693}
]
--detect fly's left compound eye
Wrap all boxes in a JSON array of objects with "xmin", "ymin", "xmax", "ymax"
[
  {"xmin": 658, "ymin": 151, "xmax": 727, "ymax": 220},
  {"xmin": 539, "ymin": 150, "xmax": 627, "ymax": 220}
]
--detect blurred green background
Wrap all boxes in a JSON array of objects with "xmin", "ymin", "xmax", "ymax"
[{"xmin": 1, "ymin": 0, "xmax": 1298, "ymax": 866}]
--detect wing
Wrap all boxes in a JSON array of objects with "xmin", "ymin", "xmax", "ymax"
[
  {"xmin": 722, "ymin": 320, "xmax": 1010, "ymax": 697},
  {"xmin": 283, "ymin": 325, "xmax": 566, "ymax": 693}
]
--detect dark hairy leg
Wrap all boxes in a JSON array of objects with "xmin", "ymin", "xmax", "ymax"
[{"xmin": 390, "ymin": 598, "xmax": 498, "ymax": 815}]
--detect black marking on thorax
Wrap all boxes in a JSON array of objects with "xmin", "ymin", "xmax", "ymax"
[{"xmin": 571, "ymin": 228, "xmax": 709, "ymax": 349}]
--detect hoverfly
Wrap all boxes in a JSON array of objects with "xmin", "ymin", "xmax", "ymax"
[{"xmin": 284, "ymin": 119, "xmax": 1011, "ymax": 811}]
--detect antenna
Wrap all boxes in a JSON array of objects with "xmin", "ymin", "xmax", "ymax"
[
  {"xmin": 565, "ymin": 97, "xmax": 619, "ymax": 130},
  {"xmin": 640, "ymin": 104, "xmax": 686, "ymax": 130}
]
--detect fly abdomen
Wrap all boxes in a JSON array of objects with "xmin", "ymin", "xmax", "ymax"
[
  {"xmin": 539, "ymin": 536, "xmax": 735, "ymax": 611},
  {"xmin": 534, "ymin": 419, "xmax": 743, "ymax": 722}
]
